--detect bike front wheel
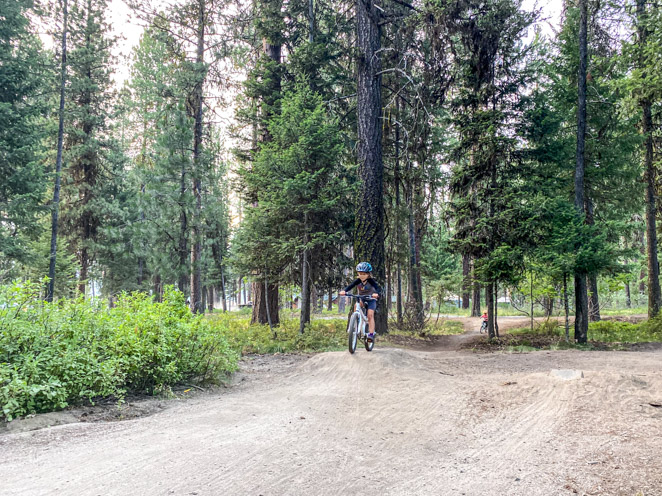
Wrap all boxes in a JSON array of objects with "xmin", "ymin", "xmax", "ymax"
[
  {"xmin": 348, "ymin": 313, "xmax": 359, "ymax": 354},
  {"xmin": 364, "ymin": 334, "xmax": 374, "ymax": 352}
]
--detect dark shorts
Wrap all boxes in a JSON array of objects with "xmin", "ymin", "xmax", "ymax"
[{"xmin": 365, "ymin": 299, "xmax": 377, "ymax": 312}]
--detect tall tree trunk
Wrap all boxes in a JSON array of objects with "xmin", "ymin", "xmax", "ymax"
[
  {"xmin": 355, "ymin": 0, "xmax": 387, "ymax": 332},
  {"xmin": 563, "ymin": 273, "xmax": 570, "ymax": 342},
  {"xmin": 207, "ymin": 286, "xmax": 214, "ymax": 312},
  {"xmin": 189, "ymin": 0, "xmax": 205, "ymax": 314},
  {"xmin": 574, "ymin": 0, "xmax": 589, "ymax": 343},
  {"xmin": 153, "ymin": 274, "xmax": 162, "ymax": 303},
  {"xmin": 178, "ymin": 166, "xmax": 188, "ymax": 293},
  {"xmin": 471, "ymin": 261, "xmax": 481, "ymax": 317},
  {"xmin": 78, "ymin": 249, "xmax": 89, "ymax": 296},
  {"xmin": 299, "ymin": 243, "xmax": 311, "ymax": 334},
  {"xmin": 486, "ymin": 283, "xmax": 495, "ymax": 338},
  {"xmin": 638, "ymin": 0, "xmax": 662, "ymax": 317},
  {"xmin": 462, "ymin": 254, "xmax": 471, "ymax": 310},
  {"xmin": 47, "ymin": 0, "xmax": 67, "ymax": 302},
  {"xmin": 220, "ymin": 273, "xmax": 227, "ymax": 312},
  {"xmin": 588, "ymin": 275, "xmax": 600, "ymax": 322},
  {"xmin": 308, "ymin": 0, "xmax": 314, "ymax": 43},
  {"xmin": 407, "ymin": 194, "xmax": 424, "ymax": 329},
  {"xmin": 494, "ymin": 283, "xmax": 499, "ymax": 337},
  {"xmin": 625, "ymin": 280, "xmax": 631, "ymax": 308},
  {"xmin": 311, "ymin": 284, "xmax": 320, "ymax": 314},
  {"xmin": 395, "ymin": 96, "xmax": 403, "ymax": 324},
  {"xmin": 251, "ymin": 281, "xmax": 280, "ymax": 326}
]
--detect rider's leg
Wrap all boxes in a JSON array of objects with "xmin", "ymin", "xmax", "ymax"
[{"xmin": 367, "ymin": 309, "xmax": 375, "ymax": 334}]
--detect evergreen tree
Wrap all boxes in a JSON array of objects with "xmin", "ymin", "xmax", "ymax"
[
  {"xmin": 620, "ymin": 0, "xmax": 662, "ymax": 317},
  {"xmin": 444, "ymin": 0, "xmax": 536, "ymax": 337},
  {"xmin": 0, "ymin": 0, "xmax": 49, "ymax": 274},
  {"xmin": 58, "ymin": 0, "xmax": 117, "ymax": 295}
]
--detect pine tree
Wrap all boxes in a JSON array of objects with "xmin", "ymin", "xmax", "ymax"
[
  {"xmin": 444, "ymin": 0, "xmax": 536, "ymax": 338},
  {"xmin": 0, "ymin": 0, "xmax": 49, "ymax": 275},
  {"xmin": 58, "ymin": 0, "xmax": 117, "ymax": 296}
]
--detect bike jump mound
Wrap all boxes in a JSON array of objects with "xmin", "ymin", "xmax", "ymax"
[{"xmin": 550, "ymin": 369, "xmax": 584, "ymax": 380}]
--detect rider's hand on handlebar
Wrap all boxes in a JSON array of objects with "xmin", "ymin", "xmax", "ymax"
[
  {"xmin": 339, "ymin": 291, "xmax": 346, "ymax": 296},
  {"xmin": 372, "ymin": 293, "xmax": 378, "ymax": 299}
]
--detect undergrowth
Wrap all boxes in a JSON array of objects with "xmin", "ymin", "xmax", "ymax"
[
  {"xmin": 477, "ymin": 315, "xmax": 662, "ymax": 353},
  {"xmin": 206, "ymin": 313, "xmax": 348, "ymax": 354},
  {"xmin": 0, "ymin": 281, "xmax": 238, "ymax": 422}
]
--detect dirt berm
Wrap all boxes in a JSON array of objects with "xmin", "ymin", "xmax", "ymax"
[{"xmin": 1, "ymin": 343, "xmax": 662, "ymax": 495}]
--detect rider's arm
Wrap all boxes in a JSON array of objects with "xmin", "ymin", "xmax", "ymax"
[
  {"xmin": 343, "ymin": 279, "xmax": 360, "ymax": 293},
  {"xmin": 367, "ymin": 278, "xmax": 383, "ymax": 297}
]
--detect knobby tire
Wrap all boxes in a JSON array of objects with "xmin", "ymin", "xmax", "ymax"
[{"xmin": 348, "ymin": 313, "xmax": 359, "ymax": 354}]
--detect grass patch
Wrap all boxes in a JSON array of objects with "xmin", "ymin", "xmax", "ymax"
[
  {"xmin": 599, "ymin": 307, "xmax": 647, "ymax": 316},
  {"xmin": 206, "ymin": 313, "xmax": 348, "ymax": 355},
  {"xmin": 471, "ymin": 315, "xmax": 662, "ymax": 352}
]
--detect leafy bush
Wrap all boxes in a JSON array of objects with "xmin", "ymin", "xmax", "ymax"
[
  {"xmin": 590, "ymin": 319, "xmax": 661, "ymax": 343},
  {"xmin": 0, "ymin": 281, "xmax": 237, "ymax": 421}
]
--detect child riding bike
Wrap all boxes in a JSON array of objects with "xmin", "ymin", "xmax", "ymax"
[
  {"xmin": 480, "ymin": 311, "xmax": 488, "ymax": 333},
  {"xmin": 339, "ymin": 262, "xmax": 382, "ymax": 342}
]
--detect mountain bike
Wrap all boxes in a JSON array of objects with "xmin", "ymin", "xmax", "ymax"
[
  {"xmin": 343, "ymin": 294, "xmax": 376, "ymax": 354},
  {"xmin": 480, "ymin": 320, "xmax": 488, "ymax": 333}
]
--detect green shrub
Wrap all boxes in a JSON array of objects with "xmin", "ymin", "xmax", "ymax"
[
  {"xmin": 0, "ymin": 281, "xmax": 237, "ymax": 421},
  {"xmin": 589, "ymin": 319, "xmax": 661, "ymax": 343}
]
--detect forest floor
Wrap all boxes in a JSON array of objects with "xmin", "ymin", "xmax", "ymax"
[{"xmin": 2, "ymin": 316, "xmax": 662, "ymax": 496}]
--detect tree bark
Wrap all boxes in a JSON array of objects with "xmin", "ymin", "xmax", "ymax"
[
  {"xmin": 588, "ymin": 274, "xmax": 600, "ymax": 322},
  {"xmin": 153, "ymin": 274, "xmax": 162, "ymax": 303},
  {"xmin": 486, "ymin": 283, "xmax": 495, "ymax": 339},
  {"xmin": 395, "ymin": 97, "xmax": 403, "ymax": 325},
  {"xmin": 178, "ymin": 166, "xmax": 188, "ymax": 293},
  {"xmin": 189, "ymin": 0, "xmax": 205, "ymax": 314},
  {"xmin": 355, "ymin": 0, "xmax": 387, "ymax": 333},
  {"xmin": 462, "ymin": 254, "xmax": 471, "ymax": 310},
  {"xmin": 251, "ymin": 281, "xmax": 280, "ymax": 326},
  {"xmin": 640, "ymin": 64, "xmax": 662, "ymax": 316},
  {"xmin": 207, "ymin": 286, "xmax": 214, "ymax": 313},
  {"xmin": 407, "ymin": 195, "xmax": 424, "ymax": 330},
  {"xmin": 574, "ymin": 0, "xmax": 589, "ymax": 343},
  {"xmin": 471, "ymin": 263, "xmax": 481, "ymax": 317},
  {"xmin": 47, "ymin": 0, "xmax": 67, "ymax": 302},
  {"xmin": 563, "ymin": 273, "xmax": 570, "ymax": 342},
  {"xmin": 299, "ymin": 245, "xmax": 311, "ymax": 334}
]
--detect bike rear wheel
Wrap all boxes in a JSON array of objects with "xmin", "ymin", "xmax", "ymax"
[{"xmin": 348, "ymin": 313, "xmax": 359, "ymax": 354}]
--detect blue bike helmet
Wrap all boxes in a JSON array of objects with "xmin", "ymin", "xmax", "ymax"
[{"xmin": 355, "ymin": 262, "xmax": 373, "ymax": 273}]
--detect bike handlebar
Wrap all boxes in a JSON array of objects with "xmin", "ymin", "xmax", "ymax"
[{"xmin": 340, "ymin": 294, "xmax": 376, "ymax": 301}]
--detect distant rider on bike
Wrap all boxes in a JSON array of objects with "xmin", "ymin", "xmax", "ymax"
[{"xmin": 339, "ymin": 262, "xmax": 382, "ymax": 342}]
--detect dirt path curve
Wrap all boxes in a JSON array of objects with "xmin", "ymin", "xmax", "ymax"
[{"xmin": 2, "ymin": 338, "xmax": 662, "ymax": 495}]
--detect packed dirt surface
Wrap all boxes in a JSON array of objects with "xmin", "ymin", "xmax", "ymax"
[{"xmin": 2, "ymin": 318, "xmax": 662, "ymax": 496}]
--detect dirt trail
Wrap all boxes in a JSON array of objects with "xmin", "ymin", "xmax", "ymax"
[{"xmin": 2, "ymin": 323, "xmax": 662, "ymax": 495}]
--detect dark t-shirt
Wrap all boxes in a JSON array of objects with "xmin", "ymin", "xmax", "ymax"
[{"xmin": 344, "ymin": 277, "xmax": 383, "ymax": 297}]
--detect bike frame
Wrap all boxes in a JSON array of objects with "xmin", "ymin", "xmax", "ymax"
[
  {"xmin": 346, "ymin": 295, "xmax": 371, "ymax": 336},
  {"xmin": 343, "ymin": 294, "xmax": 375, "ymax": 353}
]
